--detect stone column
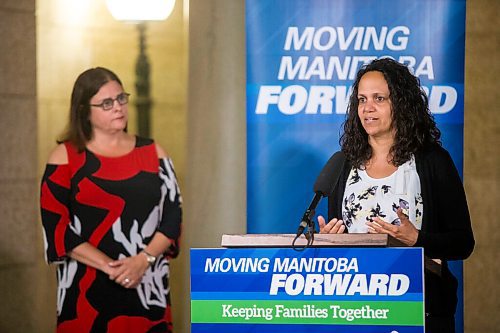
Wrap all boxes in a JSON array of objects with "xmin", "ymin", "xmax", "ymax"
[
  {"xmin": 0, "ymin": 1, "xmax": 53, "ymax": 332},
  {"xmin": 172, "ymin": 0, "xmax": 247, "ymax": 332},
  {"xmin": 463, "ymin": 0, "xmax": 500, "ymax": 332}
]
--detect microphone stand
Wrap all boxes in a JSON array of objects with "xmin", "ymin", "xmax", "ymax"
[
  {"xmin": 292, "ymin": 192, "xmax": 321, "ymax": 250},
  {"xmin": 292, "ymin": 150, "xmax": 345, "ymax": 251}
]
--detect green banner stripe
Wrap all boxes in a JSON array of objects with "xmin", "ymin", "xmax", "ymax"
[{"xmin": 191, "ymin": 300, "xmax": 423, "ymax": 326}]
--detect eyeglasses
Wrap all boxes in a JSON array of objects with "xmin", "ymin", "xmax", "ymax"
[{"xmin": 90, "ymin": 92, "xmax": 130, "ymax": 111}]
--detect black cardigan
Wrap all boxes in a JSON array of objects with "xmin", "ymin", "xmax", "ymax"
[{"xmin": 327, "ymin": 144, "xmax": 475, "ymax": 316}]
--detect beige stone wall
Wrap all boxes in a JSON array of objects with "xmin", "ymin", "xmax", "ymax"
[
  {"xmin": 0, "ymin": 1, "xmax": 40, "ymax": 332},
  {"xmin": 463, "ymin": 0, "xmax": 500, "ymax": 332},
  {"xmin": 179, "ymin": 0, "xmax": 247, "ymax": 331}
]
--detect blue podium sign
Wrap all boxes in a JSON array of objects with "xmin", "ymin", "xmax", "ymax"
[{"xmin": 191, "ymin": 247, "xmax": 424, "ymax": 333}]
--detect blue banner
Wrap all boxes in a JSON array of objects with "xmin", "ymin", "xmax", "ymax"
[
  {"xmin": 246, "ymin": 0, "xmax": 466, "ymax": 330},
  {"xmin": 191, "ymin": 247, "xmax": 424, "ymax": 332}
]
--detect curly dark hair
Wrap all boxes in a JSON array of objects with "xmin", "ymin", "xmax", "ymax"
[
  {"xmin": 340, "ymin": 58, "xmax": 441, "ymax": 168},
  {"xmin": 58, "ymin": 67, "xmax": 124, "ymax": 152}
]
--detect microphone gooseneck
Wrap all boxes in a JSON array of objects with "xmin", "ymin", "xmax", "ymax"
[{"xmin": 293, "ymin": 151, "xmax": 346, "ymax": 250}]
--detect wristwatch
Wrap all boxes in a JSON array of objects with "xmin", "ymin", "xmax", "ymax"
[{"xmin": 142, "ymin": 250, "xmax": 157, "ymax": 267}]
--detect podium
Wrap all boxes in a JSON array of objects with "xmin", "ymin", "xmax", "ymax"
[
  {"xmin": 191, "ymin": 234, "xmax": 426, "ymax": 333},
  {"xmin": 221, "ymin": 233, "xmax": 441, "ymax": 276}
]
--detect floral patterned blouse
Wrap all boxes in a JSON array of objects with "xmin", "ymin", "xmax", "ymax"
[{"xmin": 342, "ymin": 156, "xmax": 423, "ymax": 233}]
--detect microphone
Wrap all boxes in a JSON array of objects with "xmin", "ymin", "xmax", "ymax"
[{"xmin": 295, "ymin": 151, "xmax": 346, "ymax": 238}]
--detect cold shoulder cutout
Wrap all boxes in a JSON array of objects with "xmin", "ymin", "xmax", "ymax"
[{"xmin": 47, "ymin": 143, "xmax": 68, "ymax": 165}]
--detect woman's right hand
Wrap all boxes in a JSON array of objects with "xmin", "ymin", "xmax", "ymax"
[
  {"xmin": 318, "ymin": 216, "xmax": 346, "ymax": 234},
  {"xmin": 107, "ymin": 254, "xmax": 150, "ymax": 289}
]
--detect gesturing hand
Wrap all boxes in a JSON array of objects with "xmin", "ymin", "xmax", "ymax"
[
  {"xmin": 318, "ymin": 216, "xmax": 346, "ymax": 234},
  {"xmin": 365, "ymin": 208, "xmax": 419, "ymax": 246}
]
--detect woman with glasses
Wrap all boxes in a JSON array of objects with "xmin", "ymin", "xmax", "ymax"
[{"xmin": 40, "ymin": 67, "xmax": 182, "ymax": 333}]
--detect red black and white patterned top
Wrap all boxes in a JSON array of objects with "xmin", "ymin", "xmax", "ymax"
[{"xmin": 40, "ymin": 137, "xmax": 182, "ymax": 333}]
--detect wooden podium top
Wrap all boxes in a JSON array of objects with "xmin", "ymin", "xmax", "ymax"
[
  {"xmin": 221, "ymin": 233, "xmax": 441, "ymax": 276},
  {"xmin": 221, "ymin": 233, "xmax": 406, "ymax": 248}
]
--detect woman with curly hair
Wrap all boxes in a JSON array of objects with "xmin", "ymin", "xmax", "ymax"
[{"xmin": 318, "ymin": 58, "xmax": 474, "ymax": 332}]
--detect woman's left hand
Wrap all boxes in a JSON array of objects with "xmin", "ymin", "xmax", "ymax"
[
  {"xmin": 108, "ymin": 254, "xmax": 150, "ymax": 289},
  {"xmin": 366, "ymin": 208, "xmax": 419, "ymax": 246}
]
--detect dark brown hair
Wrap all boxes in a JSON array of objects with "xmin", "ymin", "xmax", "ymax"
[
  {"xmin": 58, "ymin": 67, "xmax": 123, "ymax": 152},
  {"xmin": 340, "ymin": 58, "xmax": 441, "ymax": 168}
]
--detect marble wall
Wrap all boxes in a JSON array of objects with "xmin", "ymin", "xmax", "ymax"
[
  {"xmin": 463, "ymin": 0, "xmax": 500, "ymax": 332},
  {"xmin": 0, "ymin": 1, "xmax": 42, "ymax": 332}
]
